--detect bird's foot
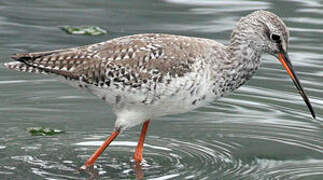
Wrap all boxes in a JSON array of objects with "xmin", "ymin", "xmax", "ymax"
[
  {"xmin": 133, "ymin": 161, "xmax": 144, "ymax": 180},
  {"xmin": 133, "ymin": 152, "xmax": 143, "ymax": 164},
  {"xmin": 79, "ymin": 165, "xmax": 88, "ymax": 171},
  {"xmin": 79, "ymin": 163, "xmax": 94, "ymax": 171}
]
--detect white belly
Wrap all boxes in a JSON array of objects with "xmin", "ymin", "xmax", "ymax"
[{"xmin": 82, "ymin": 71, "xmax": 213, "ymax": 129}]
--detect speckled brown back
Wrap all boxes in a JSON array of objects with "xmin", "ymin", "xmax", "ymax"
[{"xmin": 6, "ymin": 33, "xmax": 219, "ymax": 88}]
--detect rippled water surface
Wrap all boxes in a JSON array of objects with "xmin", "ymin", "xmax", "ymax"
[{"xmin": 0, "ymin": 0, "xmax": 322, "ymax": 179}]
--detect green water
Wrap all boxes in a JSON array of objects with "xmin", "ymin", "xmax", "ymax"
[{"xmin": 0, "ymin": 0, "xmax": 322, "ymax": 179}]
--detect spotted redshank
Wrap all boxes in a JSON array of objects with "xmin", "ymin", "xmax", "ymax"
[{"xmin": 5, "ymin": 10, "xmax": 316, "ymax": 170}]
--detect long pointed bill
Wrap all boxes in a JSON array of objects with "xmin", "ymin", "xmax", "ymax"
[{"xmin": 278, "ymin": 53, "xmax": 316, "ymax": 119}]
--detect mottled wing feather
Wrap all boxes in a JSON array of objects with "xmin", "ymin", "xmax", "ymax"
[
  {"xmin": 77, "ymin": 34, "xmax": 213, "ymax": 87},
  {"xmin": 5, "ymin": 33, "xmax": 216, "ymax": 88}
]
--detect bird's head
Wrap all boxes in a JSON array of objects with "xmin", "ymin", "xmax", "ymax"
[{"xmin": 233, "ymin": 10, "xmax": 316, "ymax": 119}]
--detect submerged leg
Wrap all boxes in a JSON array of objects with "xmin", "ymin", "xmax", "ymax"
[
  {"xmin": 133, "ymin": 120, "xmax": 150, "ymax": 163},
  {"xmin": 80, "ymin": 130, "xmax": 120, "ymax": 170}
]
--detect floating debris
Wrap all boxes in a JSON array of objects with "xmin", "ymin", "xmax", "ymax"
[
  {"xmin": 61, "ymin": 25, "xmax": 107, "ymax": 36},
  {"xmin": 27, "ymin": 127, "xmax": 64, "ymax": 136}
]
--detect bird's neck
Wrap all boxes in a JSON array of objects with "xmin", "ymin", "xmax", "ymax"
[
  {"xmin": 227, "ymin": 31, "xmax": 263, "ymax": 70},
  {"xmin": 209, "ymin": 32, "xmax": 262, "ymax": 97}
]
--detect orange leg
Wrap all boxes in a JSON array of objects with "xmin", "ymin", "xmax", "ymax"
[
  {"xmin": 80, "ymin": 130, "xmax": 120, "ymax": 170},
  {"xmin": 133, "ymin": 120, "xmax": 150, "ymax": 163}
]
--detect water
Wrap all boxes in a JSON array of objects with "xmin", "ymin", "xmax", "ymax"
[{"xmin": 0, "ymin": 0, "xmax": 322, "ymax": 179}]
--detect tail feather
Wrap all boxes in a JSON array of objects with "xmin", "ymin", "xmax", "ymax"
[
  {"xmin": 6, "ymin": 51, "xmax": 59, "ymax": 74},
  {"xmin": 4, "ymin": 61, "xmax": 46, "ymax": 74},
  {"xmin": 10, "ymin": 48, "xmax": 72, "ymax": 64},
  {"xmin": 4, "ymin": 47, "xmax": 93, "ymax": 81},
  {"xmin": 5, "ymin": 50, "xmax": 66, "ymax": 74}
]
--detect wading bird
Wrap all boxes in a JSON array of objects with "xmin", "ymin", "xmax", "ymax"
[{"xmin": 5, "ymin": 10, "xmax": 315, "ymax": 170}]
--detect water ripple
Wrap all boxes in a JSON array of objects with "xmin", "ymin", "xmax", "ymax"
[{"xmin": 73, "ymin": 135, "xmax": 238, "ymax": 179}]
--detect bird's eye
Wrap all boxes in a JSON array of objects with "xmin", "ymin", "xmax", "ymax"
[{"xmin": 270, "ymin": 33, "xmax": 281, "ymax": 42}]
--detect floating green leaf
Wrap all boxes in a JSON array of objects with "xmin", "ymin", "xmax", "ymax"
[
  {"xmin": 27, "ymin": 127, "xmax": 64, "ymax": 136},
  {"xmin": 61, "ymin": 25, "xmax": 107, "ymax": 36}
]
